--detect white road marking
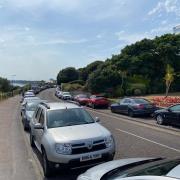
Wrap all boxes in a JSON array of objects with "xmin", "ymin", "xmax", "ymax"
[{"xmin": 116, "ymin": 128, "xmax": 180, "ymax": 153}]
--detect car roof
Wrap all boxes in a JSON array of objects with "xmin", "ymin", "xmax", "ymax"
[
  {"xmin": 41, "ymin": 102, "xmax": 80, "ymax": 110},
  {"xmin": 26, "ymin": 100, "xmax": 47, "ymax": 105},
  {"xmin": 24, "ymin": 97, "xmax": 40, "ymax": 100}
]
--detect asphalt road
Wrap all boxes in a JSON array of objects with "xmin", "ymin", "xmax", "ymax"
[{"xmin": 0, "ymin": 88, "xmax": 180, "ymax": 180}]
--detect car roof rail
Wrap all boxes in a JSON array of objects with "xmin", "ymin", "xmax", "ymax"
[
  {"xmin": 40, "ymin": 102, "xmax": 50, "ymax": 109},
  {"xmin": 66, "ymin": 100, "xmax": 81, "ymax": 106}
]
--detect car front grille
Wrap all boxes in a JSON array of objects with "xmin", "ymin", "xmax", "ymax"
[{"xmin": 71, "ymin": 139, "xmax": 106, "ymax": 155}]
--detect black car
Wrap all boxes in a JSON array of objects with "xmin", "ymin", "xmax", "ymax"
[
  {"xmin": 110, "ymin": 98, "xmax": 157, "ymax": 117},
  {"xmin": 154, "ymin": 104, "xmax": 180, "ymax": 126}
]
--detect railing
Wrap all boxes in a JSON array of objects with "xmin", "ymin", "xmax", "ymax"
[{"xmin": 0, "ymin": 89, "xmax": 20, "ymax": 101}]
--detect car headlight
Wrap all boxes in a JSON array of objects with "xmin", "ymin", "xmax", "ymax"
[
  {"xmin": 55, "ymin": 143, "xmax": 72, "ymax": 155},
  {"xmin": 105, "ymin": 136, "xmax": 114, "ymax": 148}
]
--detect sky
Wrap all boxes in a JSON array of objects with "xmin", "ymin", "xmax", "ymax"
[{"xmin": 0, "ymin": 0, "xmax": 179, "ymax": 80}]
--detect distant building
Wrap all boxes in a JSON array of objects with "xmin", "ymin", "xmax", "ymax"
[{"xmin": 173, "ymin": 25, "xmax": 180, "ymax": 34}]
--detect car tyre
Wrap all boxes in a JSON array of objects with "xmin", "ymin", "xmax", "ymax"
[
  {"xmin": 128, "ymin": 109, "xmax": 134, "ymax": 117},
  {"xmin": 156, "ymin": 114, "xmax": 164, "ymax": 125},
  {"xmin": 30, "ymin": 131, "xmax": 35, "ymax": 147},
  {"xmin": 42, "ymin": 150, "xmax": 53, "ymax": 177},
  {"xmin": 92, "ymin": 104, "xmax": 96, "ymax": 109}
]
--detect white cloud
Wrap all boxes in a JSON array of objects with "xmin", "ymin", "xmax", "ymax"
[
  {"xmin": 115, "ymin": 23, "xmax": 175, "ymax": 45},
  {"xmin": 148, "ymin": 0, "xmax": 180, "ymax": 16},
  {"xmin": 115, "ymin": 31, "xmax": 151, "ymax": 44},
  {"xmin": 4, "ymin": 0, "xmax": 137, "ymax": 21}
]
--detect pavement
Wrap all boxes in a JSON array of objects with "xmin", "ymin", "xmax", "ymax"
[
  {"xmin": 0, "ymin": 88, "xmax": 180, "ymax": 180},
  {"xmin": 0, "ymin": 96, "xmax": 39, "ymax": 180}
]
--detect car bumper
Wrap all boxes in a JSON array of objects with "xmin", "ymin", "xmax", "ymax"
[
  {"xmin": 49, "ymin": 152, "xmax": 114, "ymax": 170},
  {"xmin": 63, "ymin": 97, "xmax": 72, "ymax": 100},
  {"xmin": 47, "ymin": 146, "xmax": 115, "ymax": 167}
]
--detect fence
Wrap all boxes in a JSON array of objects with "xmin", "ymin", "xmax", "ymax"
[{"xmin": 0, "ymin": 89, "xmax": 20, "ymax": 101}]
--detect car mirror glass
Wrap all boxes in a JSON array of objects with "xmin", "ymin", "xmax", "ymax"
[
  {"xmin": 168, "ymin": 108, "xmax": 172, "ymax": 112},
  {"xmin": 95, "ymin": 117, "xmax": 100, "ymax": 122}
]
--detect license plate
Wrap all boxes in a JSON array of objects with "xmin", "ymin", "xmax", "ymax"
[{"xmin": 80, "ymin": 154, "xmax": 102, "ymax": 162}]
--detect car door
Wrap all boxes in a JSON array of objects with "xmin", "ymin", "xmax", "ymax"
[
  {"xmin": 33, "ymin": 107, "xmax": 42, "ymax": 149},
  {"xmin": 89, "ymin": 95, "xmax": 95, "ymax": 106},
  {"xmin": 119, "ymin": 99, "xmax": 130, "ymax": 114},
  {"xmin": 113, "ymin": 100, "xmax": 123, "ymax": 113},
  {"xmin": 35, "ymin": 109, "xmax": 45, "ymax": 151},
  {"xmin": 167, "ymin": 105, "xmax": 180, "ymax": 126}
]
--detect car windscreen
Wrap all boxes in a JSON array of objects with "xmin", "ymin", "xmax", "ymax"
[
  {"xmin": 133, "ymin": 99, "xmax": 150, "ymax": 104},
  {"xmin": 63, "ymin": 92, "xmax": 71, "ymax": 95},
  {"xmin": 47, "ymin": 108, "xmax": 95, "ymax": 128}
]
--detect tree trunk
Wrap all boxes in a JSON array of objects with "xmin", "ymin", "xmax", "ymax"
[{"xmin": 165, "ymin": 83, "xmax": 171, "ymax": 97}]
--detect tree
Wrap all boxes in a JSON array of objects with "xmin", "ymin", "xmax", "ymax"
[
  {"xmin": 0, "ymin": 77, "xmax": 11, "ymax": 92},
  {"xmin": 78, "ymin": 61, "xmax": 104, "ymax": 81},
  {"xmin": 57, "ymin": 67, "xmax": 79, "ymax": 85},
  {"xmin": 118, "ymin": 70, "xmax": 127, "ymax": 89},
  {"xmin": 164, "ymin": 64, "xmax": 175, "ymax": 97}
]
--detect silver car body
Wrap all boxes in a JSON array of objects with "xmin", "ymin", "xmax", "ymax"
[
  {"xmin": 29, "ymin": 102, "xmax": 115, "ymax": 166},
  {"xmin": 115, "ymin": 176, "xmax": 178, "ymax": 180},
  {"xmin": 22, "ymin": 100, "xmax": 47, "ymax": 129},
  {"xmin": 77, "ymin": 158, "xmax": 155, "ymax": 180},
  {"xmin": 77, "ymin": 158, "xmax": 180, "ymax": 180},
  {"xmin": 61, "ymin": 92, "xmax": 72, "ymax": 100}
]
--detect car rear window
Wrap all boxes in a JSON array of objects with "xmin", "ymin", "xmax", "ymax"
[{"xmin": 133, "ymin": 99, "xmax": 150, "ymax": 104}]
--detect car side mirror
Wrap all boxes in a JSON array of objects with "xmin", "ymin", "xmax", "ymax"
[
  {"xmin": 34, "ymin": 123, "xmax": 44, "ymax": 130},
  {"xmin": 167, "ymin": 108, "xmax": 172, "ymax": 112},
  {"xmin": 95, "ymin": 117, "xmax": 100, "ymax": 122}
]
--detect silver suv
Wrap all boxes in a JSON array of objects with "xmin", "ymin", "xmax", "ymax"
[{"xmin": 29, "ymin": 102, "xmax": 115, "ymax": 177}]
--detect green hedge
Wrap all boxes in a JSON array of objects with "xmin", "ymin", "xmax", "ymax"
[{"xmin": 63, "ymin": 83, "xmax": 84, "ymax": 91}]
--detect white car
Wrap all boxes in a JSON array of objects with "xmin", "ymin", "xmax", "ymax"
[
  {"xmin": 61, "ymin": 92, "xmax": 72, "ymax": 100},
  {"xmin": 29, "ymin": 102, "xmax": 115, "ymax": 177},
  {"xmin": 77, "ymin": 157, "xmax": 180, "ymax": 180}
]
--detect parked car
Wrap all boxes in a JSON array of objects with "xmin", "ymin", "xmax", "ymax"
[
  {"xmin": 29, "ymin": 102, "xmax": 115, "ymax": 177},
  {"xmin": 22, "ymin": 100, "xmax": 47, "ymax": 130},
  {"xmin": 20, "ymin": 91, "xmax": 36, "ymax": 103},
  {"xmin": 77, "ymin": 157, "xmax": 180, "ymax": 180},
  {"xmin": 74, "ymin": 94, "xmax": 90, "ymax": 105},
  {"xmin": 153, "ymin": 104, "xmax": 180, "ymax": 126},
  {"xmin": 61, "ymin": 92, "xmax": 73, "ymax": 100},
  {"xmin": 110, "ymin": 98, "xmax": 157, "ymax": 117},
  {"xmin": 56, "ymin": 91, "xmax": 63, "ymax": 99},
  {"xmin": 20, "ymin": 97, "xmax": 41, "ymax": 116},
  {"xmin": 27, "ymin": 89, "xmax": 35, "ymax": 94},
  {"xmin": 87, "ymin": 95, "xmax": 109, "ymax": 109},
  {"xmin": 111, "ymin": 176, "xmax": 179, "ymax": 180}
]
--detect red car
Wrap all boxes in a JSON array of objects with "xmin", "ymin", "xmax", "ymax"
[
  {"xmin": 87, "ymin": 95, "xmax": 109, "ymax": 109},
  {"xmin": 74, "ymin": 94, "xmax": 90, "ymax": 105}
]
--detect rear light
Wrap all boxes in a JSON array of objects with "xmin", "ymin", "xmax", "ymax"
[{"xmin": 134, "ymin": 104, "xmax": 144, "ymax": 109}]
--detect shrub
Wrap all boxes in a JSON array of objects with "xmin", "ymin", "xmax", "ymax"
[
  {"xmin": 63, "ymin": 83, "xmax": 84, "ymax": 91},
  {"xmin": 152, "ymin": 96, "xmax": 180, "ymax": 107},
  {"xmin": 113, "ymin": 86, "xmax": 124, "ymax": 97},
  {"xmin": 126, "ymin": 88, "xmax": 133, "ymax": 96},
  {"xmin": 133, "ymin": 88, "xmax": 142, "ymax": 96},
  {"xmin": 69, "ymin": 80, "xmax": 85, "ymax": 86}
]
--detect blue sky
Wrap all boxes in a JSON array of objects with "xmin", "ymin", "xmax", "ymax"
[{"xmin": 0, "ymin": 0, "xmax": 179, "ymax": 80}]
